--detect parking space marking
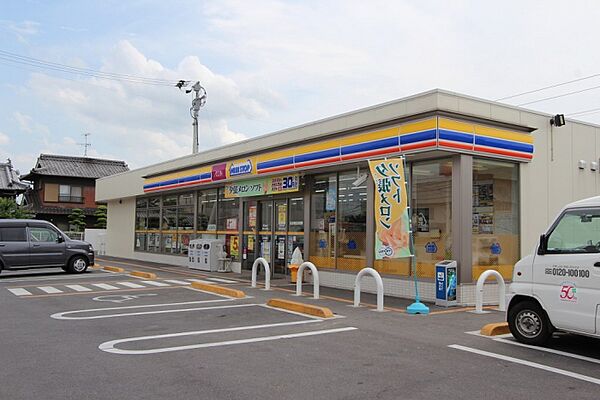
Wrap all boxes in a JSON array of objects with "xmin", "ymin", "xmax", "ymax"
[
  {"xmin": 449, "ymin": 344, "xmax": 600, "ymax": 386},
  {"xmin": 140, "ymin": 280, "xmax": 170, "ymax": 287},
  {"xmin": 38, "ymin": 286, "xmax": 63, "ymax": 294},
  {"xmin": 51, "ymin": 299, "xmax": 242, "ymax": 320},
  {"xmin": 164, "ymin": 280, "xmax": 191, "ymax": 285},
  {"xmin": 91, "ymin": 283, "xmax": 120, "ymax": 290},
  {"xmin": 99, "ymin": 322, "xmax": 357, "ymax": 355},
  {"xmin": 65, "ymin": 285, "xmax": 93, "ymax": 292},
  {"xmin": 205, "ymin": 277, "xmax": 237, "ymax": 284},
  {"xmin": 493, "ymin": 337, "xmax": 600, "ymax": 365},
  {"xmin": 0, "ymin": 271, "xmax": 118, "ymax": 283},
  {"xmin": 187, "ymin": 278, "xmax": 216, "ymax": 285},
  {"xmin": 117, "ymin": 282, "xmax": 145, "ymax": 289},
  {"xmin": 7, "ymin": 288, "xmax": 32, "ymax": 296}
]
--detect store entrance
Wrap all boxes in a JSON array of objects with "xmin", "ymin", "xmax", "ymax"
[{"xmin": 242, "ymin": 196, "xmax": 304, "ymax": 275}]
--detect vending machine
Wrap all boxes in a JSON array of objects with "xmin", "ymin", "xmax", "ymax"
[{"xmin": 435, "ymin": 260, "xmax": 458, "ymax": 307}]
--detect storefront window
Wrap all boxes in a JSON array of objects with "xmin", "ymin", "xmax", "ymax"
[
  {"xmin": 162, "ymin": 207, "xmax": 178, "ymax": 254},
  {"xmin": 134, "ymin": 201, "xmax": 147, "ymax": 251},
  {"xmin": 309, "ymin": 174, "xmax": 337, "ymax": 268},
  {"xmin": 197, "ymin": 189, "xmax": 217, "ymax": 234},
  {"xmin": 472, "ymin": 159, "xmax": 519, "ymax": 281},
  {"xmin": 337, "ymin": 171, "xmax": 367, "ymax": 271},
  {"xmin": 217, "ymin": 188, "xmax": 240, "ymax": 262},
  {"xmin": 412, "ymin": 159, "xmax": 452, "ymax": 278}
]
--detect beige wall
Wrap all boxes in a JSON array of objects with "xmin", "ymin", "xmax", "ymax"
[
  {"xmin": 520, "ymin": 117, "xmax": 600, "ymax": 257},
  {"xmin": 105, "ymin": 198, "xmax": 135, "ymax": 259}
]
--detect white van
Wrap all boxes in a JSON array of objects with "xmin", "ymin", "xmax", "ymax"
[{"xmin": 507, "ymin": 196, "xmax": 600, "ymax": 345}]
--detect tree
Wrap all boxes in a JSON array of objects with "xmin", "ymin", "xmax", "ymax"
[
  {"xmin": 0, "ymin": 197, "xmax": 31, "ymax": 219},
  {"xmin": 68, "ymin": 208, "xmax": 87, "ymax": 232},
  {"xmin": 95, "ymin": 205, "xmax": 107, "ymax": 229}
]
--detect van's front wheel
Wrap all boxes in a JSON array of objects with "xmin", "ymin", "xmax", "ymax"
[
  {"xmin": 66, "ymin": 255, "xmax": 89, "ymax": 274},
  {"xmin": 508, "ymin": 301, "xmax": 553, "ymax": 345}
]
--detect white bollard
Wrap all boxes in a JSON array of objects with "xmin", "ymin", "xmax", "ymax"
[
  {"xmin": 354, "ymin": 267, "xmax": 384, "ymax": 312},
  {"xmin": 475, "ymin": 269, "xmax": 506, "ymax": 314},
  {"xmin": 251, "ymin": 257, "xmax": 271, "ymax": 290},
  {"xmin": 295, "ymin": 262, "xmax": 320, "ymax": 299}
]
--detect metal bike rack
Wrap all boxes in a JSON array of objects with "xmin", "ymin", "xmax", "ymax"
[
  {"xmin": 353, "ymin": 267, "xmax": 384, "ymax": 312},
  {"xmin": 251, "ymin": 257, "xmax": 271, "ymax": 290},
  {"xmin": 294, "ymin": 262, "xmax": 320, "ymax": 299},
  {"xmin": 475, "ymin": 269, "xmax": 506, "ymax": 314}
]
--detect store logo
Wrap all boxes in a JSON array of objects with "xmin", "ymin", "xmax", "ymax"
[
  {"xmin": 211, "ymin": 163, "xmax": 227, "ymax": 181},
  {"xmin": 229, "ymin": 159, "xmax": 253, "ymax": 176}
]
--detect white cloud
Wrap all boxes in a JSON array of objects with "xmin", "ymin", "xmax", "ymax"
[
  {"xmin": 13, "ymin": 112, "xmax": 50, "ymax": 135},
  {"xmin": 0, "ymin": 132, "xmax": 10, "ymax": 145},
  {"xmin": 26, "ymin": 40, "xmax": 271, "ymax": 167},
  {"xmin": 1, "ymin": 20, "xmax": 40, "ymax": 43}
]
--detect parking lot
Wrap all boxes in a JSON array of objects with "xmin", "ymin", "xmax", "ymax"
[{"xmin": 0, "ymin": 258, "xmax": 598, "ymax": 400}]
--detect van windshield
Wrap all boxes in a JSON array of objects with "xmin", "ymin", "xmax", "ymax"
[{"xmin": 547, "ymin": 209, "xmax": 600, "ymax": 253}]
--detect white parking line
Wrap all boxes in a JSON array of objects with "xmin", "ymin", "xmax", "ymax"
[
  {"xmin": 449, "ymin": 344, "xmax": 600, "ymax": 386},
  {"xmin": 99, "ymin": 324, "xmax": 357, "ymax": 355},
  {"xmin": 206, "ymin": 277, "xmax": 237, "ymax": 284},
  {"xmin": 91, "ymin": 283, "xmax": 120, "ymax": 290},
  {"xmin": 164, "ymin": 280, "xmax": 191, "ymax": 285},
  {"xmin": 494, "ymin": 337, "xmax": 600, "ymax": 365},
  {"xmin": 117, "ymin": 282, "xmax": 146, "ymax": 289},
  {"xmin": 141, "ymin": 281, "xmax": 170, "ymax": 287},
  {"xmin": 51, "ymin": 299, "xmax": 240, "ymax": 320},
  {"xmin": 65, "ymin": 285, "xmax": 92, "ymax": 292},
  {"xmin": 186, "ymin": 279, "xmax": 215, "ymax": 285},
  {"xmin": 7, "ymin": 288, "xmax": 32, "ymax": 296},
  {"xmin": 0, "ymin": 271, "xmax": 116, "ymax": 283},
  {"xmin": 38, "ymin": 286, "xmax": 63, "ymax": 294}
]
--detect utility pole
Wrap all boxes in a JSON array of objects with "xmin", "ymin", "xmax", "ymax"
[
  {"xmin": 176, "ymin": 80, "xmax": 207, "ymax": 154},
  {"xmin": 78, "ymin": 133, "xmax": 92, "ymax": 156},
  {"xmin": 189, "ymin": 82, "xmax": 207, "ymax": 154}
]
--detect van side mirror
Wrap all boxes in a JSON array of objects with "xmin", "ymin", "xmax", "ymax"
[
  {"xmin": 56, "ymin": 236, "xmax": 64, "ymax": 243},
  {"xmin": 537, "ymin": 234, "xmax": 547, "ymax": 255}
]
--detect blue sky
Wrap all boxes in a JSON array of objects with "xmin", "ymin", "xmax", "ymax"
[{"xmin": 2, "ymin": 1, "xmax": 600, "ymax": 173}]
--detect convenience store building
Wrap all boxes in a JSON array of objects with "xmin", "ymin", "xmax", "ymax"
[{"xmin": 96, "ymin": 89, "xmax": 600, "ymax": 304}]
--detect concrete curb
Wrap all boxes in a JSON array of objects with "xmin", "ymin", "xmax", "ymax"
[
  {"xmin": 267, "ymin": 298, "xmax": 334, "ymax": 318},
  {"xmin": 480, "ymin": 322, "xmax": 510, "ymax": 336},
  {"xmin": 103, "ymin": 266, "xmax": 124, "ymax": 273},
  {"xmin": 191, "ymin": 281, "xmax": 245, "ymax": 298},
  {"xmin": 130, "ymin": 271, "xmax": 157, "ymax": 279}
]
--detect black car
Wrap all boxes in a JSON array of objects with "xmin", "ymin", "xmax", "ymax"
[{"xmin": 0, "ymin": 219, "xmax": 94, "ymax": 274}]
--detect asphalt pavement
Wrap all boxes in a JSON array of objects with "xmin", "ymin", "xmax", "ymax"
[{"xmin": 0, "ymin": 259, "xmax": 598, "ymax": 400}]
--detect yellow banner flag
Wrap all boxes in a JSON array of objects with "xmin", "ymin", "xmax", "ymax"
[{"xmin": 369, "ymin": 158, "xmax": 412, "ymax": 259}]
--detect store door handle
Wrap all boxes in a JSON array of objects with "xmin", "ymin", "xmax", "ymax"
[{"xmin": 594, "ymin": 262, "xmax": 600, "ymax": 267}]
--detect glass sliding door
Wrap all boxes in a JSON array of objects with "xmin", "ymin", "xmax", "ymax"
[{"xmin": 309, "ymin": 174, "xmax": 337, "ymax": 268}]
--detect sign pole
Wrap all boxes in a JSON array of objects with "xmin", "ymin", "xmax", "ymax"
[{"xmin": 404, "ymin": 156, "xmax": 430, "ymax": 315}]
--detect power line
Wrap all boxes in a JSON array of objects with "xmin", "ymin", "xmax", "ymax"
[
  {"xmin": 0, "ymin": 49, "xmax": 182, "ymax": 86},
  {"xmin": 566, "ymin": 106, "xmax": 600, "ymax": 118},
  {"xmin": 495, "ymin": 72, "xmax": 600, "ymax": 101},
  {"xmin": 517, "ymin": 83, "xmax": 600, "ymax": 106}
]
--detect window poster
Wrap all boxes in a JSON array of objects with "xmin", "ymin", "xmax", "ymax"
[{"xmin": 416, "ymin": 208, "xmax": 429, "ymax": 232}]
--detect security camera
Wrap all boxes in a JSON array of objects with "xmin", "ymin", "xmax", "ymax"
[{"xmin": 352, "ymin": 173, "xmax": 368, "ymax": 187}]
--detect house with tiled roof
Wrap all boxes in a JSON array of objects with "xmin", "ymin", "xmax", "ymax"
[
  {"xmin": 0, "ymin": 159, "xmax": 28, "ymax": 199},
  {"xmin": 21, "ymin": 154, "xmax": 129, "ymax": 230}
]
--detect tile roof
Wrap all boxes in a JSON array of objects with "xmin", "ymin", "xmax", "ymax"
[
  {"xmin": 22, "ymin": 154, "xmax": 129, "ymax": 180},
  {"xmin": 0, "ymin": 160, "xmax": 28, "ymax": 192}
]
